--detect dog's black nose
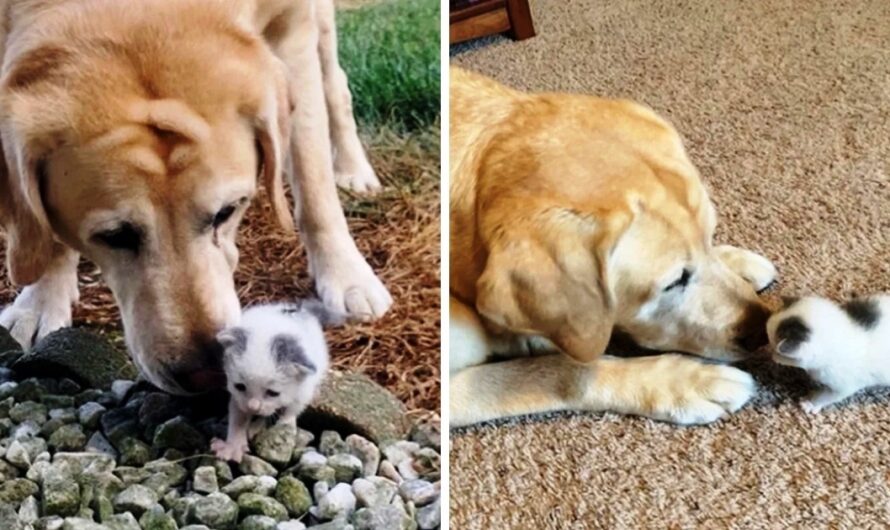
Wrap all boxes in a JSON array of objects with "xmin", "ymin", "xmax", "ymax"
[
  {"xmin": 170, "ymin": 338, "xmax": 226, "ymax": 393},
  {"xmin": 734, "ymin": 303, "xmax": 772, "ymax": 351}
]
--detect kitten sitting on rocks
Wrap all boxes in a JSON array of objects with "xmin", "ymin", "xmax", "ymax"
[
  {"xmin": 766, "ymin": 294, "xmax": 890, "ymax": 413},
  {"xmin": 211, "ymin": 300, "xmax": 341, "ymax": 461}
]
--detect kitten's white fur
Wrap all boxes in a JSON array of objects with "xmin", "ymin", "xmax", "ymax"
[
  {"xmin": 766, "ymin": 294, "xmax": 890, "ymax": 413},
  {"xmin": 211, "ymin": 302, "xmax": 331, "ymax": 462}
]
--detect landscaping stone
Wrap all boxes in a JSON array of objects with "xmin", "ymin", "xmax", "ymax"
[
  {"xmin": 193, "ymin": 465, "xmax": 219, "ymax": 493},
  {"xmin": 190, "ymin": 492, "xmax": 239, "ymax": 529},
  {"xmin": 152, "ymin": 416, "xmax": 206, "ymax": 451},
  {"xmin": 13, "ymin": 329, "xmax": 137, "ymax": 389},
  {"xmin": 0, "ymin": 351, "xmax": 437, "ymax": 529},
  {"xmin": 237, "ymin": 492, "xmax": 288, "ymax": 521},
  {"xmin": 353, "ymin": 505, "xmax": 405, "ymax": 530},
  {"xmin": 275, "ymin": 475, "xmax": 311, "ymax": 518},
  {"xmin": 415, "ymin": 498, "xmax": 440, "ymax": 530},
  {"xmin": 252, "ymin": 422, "xmax": 296, "ymax": 467},
  {"xmin": 239, "ymin": 455, "xmax": 278, "ymax": 477},
  {"xmin": 77, "ymin": 403, "xmax": 106, "ymax": 430},
  {"xmin": 112, "ymin": 485, "xmax": 158, "ymax": 517},
  {"xmin": 307, "ymin": 371, "xmax": 410, "ymax": 443}
]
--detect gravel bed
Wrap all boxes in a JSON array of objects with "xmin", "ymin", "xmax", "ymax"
[{"xmin": 0, "ymin": 350, "xmax": 440, "ymax": 529}]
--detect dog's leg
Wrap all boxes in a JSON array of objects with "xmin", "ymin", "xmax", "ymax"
[
  {"xmin": 450, "ymin": 297, "xmax": 495, "ymax": 373},
  {"xmin": 715, "ymin": 245, "xmax": 777, "ymax": 292},
  {"xmin": 0, "ymin": 244, "xmax": 79, "ymax": 349},
  {"xmin": 450, "ymin": 353, "xmax": 756, "ymax": 427},
  {"xmin": 269, "ymin": 1, "xmax": 392, "ymax": 320},
  {"xmin": 316, "ymin": 0, "xmax": 380, "ymax": 193}
]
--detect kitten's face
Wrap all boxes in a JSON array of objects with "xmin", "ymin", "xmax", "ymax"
[
  {"xmin": 229, "ymin": 371, "xmax": 293, "ymax": 416},
  {"xmin": 218, "ymin": 325, "xmax": 318, "ymax": 416}
]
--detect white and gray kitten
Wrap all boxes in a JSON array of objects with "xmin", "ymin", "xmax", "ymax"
[
  {"xmin": 211, "ymin": 300, "xmax": 341, "ymax": 462},
  {"xmin": 766, "ymin": 294, "xmax": 890, "ymax": 413}
]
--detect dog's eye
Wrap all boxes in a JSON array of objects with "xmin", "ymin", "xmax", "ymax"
[
  {"xmin": 234, "ymin": 383, "xmax": 246, "ymax": 392},
  {"xmin": 664, "ymin": 269, "xmax": 692, "ymax": 292},
  {"xmin": 94, "ymin": 224, "xmax": 141, "ymax": 253},
  {"xmin": 265, "ymin": 390, "xmax": 280, "ymax": 398},
  {"xmin": 213, "ymin": 205, "xmax": 237, "ymax": 228}
]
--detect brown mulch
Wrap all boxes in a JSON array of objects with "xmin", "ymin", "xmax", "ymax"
[{"xmin": 0, "ymin": 127, "xmax": 441, "ymax": 416}]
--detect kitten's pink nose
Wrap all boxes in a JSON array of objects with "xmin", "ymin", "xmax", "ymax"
[{"xmin": 248, "ymin": 399, "xmax": 261, "ymax": 413}]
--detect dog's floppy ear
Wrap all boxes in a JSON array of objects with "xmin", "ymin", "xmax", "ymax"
[
  {"xmin": 252, "ymin": 63, "xmax": 295, "ymax": 234},
  {"xmin": 0, "ymin": 128, "xmax": 56, "ymax": 286},
  {"xmin": 475, "ymin": 213, "xmax": 622, "ymax": 363}
]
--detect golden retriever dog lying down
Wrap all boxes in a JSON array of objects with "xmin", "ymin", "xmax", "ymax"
[
  {"xmin": 449, "ymin": 66, "xmax": 778, "ymax": 426},
  {"xmin": 0, "ymin": 0, "xmax": 392, "ymax": 394}
]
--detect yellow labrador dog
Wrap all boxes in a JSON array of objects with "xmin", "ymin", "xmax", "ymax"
[
  {"xmin": 450, "ymin": 67, "xmax": 777, "ymax": 426},
  {"xmin": 0, "ymin": 0, "xmax": 392, "ymax": 394}
]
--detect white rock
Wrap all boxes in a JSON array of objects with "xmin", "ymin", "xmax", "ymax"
[
  {"xmin": 313, "ymin": 481, "xmax": 329, "ymax": 504},
  {"xmin": 6, "ymin": 440, "xmax": 31, "ymax": 468},
  {"xmin": 315, "ymin": 483, "xmax": 356, "ymax": 520},
  {"xmin": 398, "ymin": 479, "xmax": 438, "ymax": 506},
  {"xmin": 377, "ymin": 460, "xmax": 402, "ymax": 484},
  {"xmin": 353, "ymin": 477, "xmax": 398, "ymax": 508},
  {"xmin": 397, "ymin": 459, "xmax": 419, "ymax": 481},
  {"xmin": 110, "ymin": 380, "xmax": 134, "ymax": 403},
  {"xmin": 276, "ymin": 522, "xmax": 307, "ymax": 530},
  {"xmin": 299, "ymin": 451, "xmax": 327, "ymax": 467},
  {"xmin": 255, "ymin": 475, "xmax": 278, "ymax": 496},
  {"xmin": 381, "ymin": 441, "xmax": 419, "ymax": 467},
  {"xmin": 18, "ymin": 495, "xmax": 39, "ymax": 524},
  {"xmin": 192, "ymin": 466, "xmax": 218, "ymax": 494}
]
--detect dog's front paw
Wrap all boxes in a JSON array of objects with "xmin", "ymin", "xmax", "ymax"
[
  {"xmin": 635, "ymin": 355, "xmax": 756, "ymax": 425},
  {"xmin": 335, "ymin": 157, "xmax": 381, "ymax": 194},
  {"xmin": 0, "ymin": 280, "xmax": 78, "ymax": 349},
  {"xmin": 211, "ymin": 438, "xmax": 249, "ymax": 462},
  {"xmin": 715, "ymin": 245, "xmax": 778, "ymax": 292},
  {"xmin": 311, "ymin": 242, "xmax": 392, "ymax": 322}
]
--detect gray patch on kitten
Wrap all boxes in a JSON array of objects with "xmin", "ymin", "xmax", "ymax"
[
  {"xmin": 271, "ymin": 334, "xmax": 317, "ymax": 374},
  {"xmin": 219, "ymin": 327, "xmax": 248, "ymax": 356}
]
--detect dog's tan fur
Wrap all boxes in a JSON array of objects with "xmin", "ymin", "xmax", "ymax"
[
  {"xmin": 0, "ymin": 0, "xmax": 392, "ymax": 393},
  {"xmin": 450, "ymin": 67, "xmax": 778, "ymax": 426}
]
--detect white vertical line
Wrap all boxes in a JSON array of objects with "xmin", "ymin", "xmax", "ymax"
[{"xmin": 439, "ymin": 0, "xmax": 451, "ymax": 527}]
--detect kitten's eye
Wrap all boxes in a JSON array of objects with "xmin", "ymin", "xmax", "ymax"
[
  {"xmin": 212, "ymin": 204, "xmax": 236, "ymax": 228},
  {"xmin": 664, "ymin": 269, "xmax": 692, "ymax": 292},
  {"xmin": 93, "ymin": 223, "xmax": 142, "ymax": 253},
  {"xmin": 265, "ymin": 390, "xmax": 280, "ymax": 398},
  {"xmin": 234, "ymin": 383, "xmax": 246, "ymax": 392}
]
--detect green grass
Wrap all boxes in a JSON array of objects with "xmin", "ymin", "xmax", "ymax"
[{"xmin": 337, "ymin": 0, "xmax": 440, "ymax": 133}]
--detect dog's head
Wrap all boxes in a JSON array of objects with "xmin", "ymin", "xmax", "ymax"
[
  {"xmin": 474, "ymin": 98, "xmax": 770, "ymax": 362},
  {"xmin": 0, "ymin": 10, "xmax": 294, "ymax": 393}
]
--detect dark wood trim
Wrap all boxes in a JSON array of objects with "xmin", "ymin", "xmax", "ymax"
[
  {"xmin": 505, "ymin": 0, "xmax": 535, "ymax": 40},
  {"xmin": 449, "ymin": 0, "xmax": 535, "ymax": 44},
  {"xmin": 450, "ymin": 0, "xmax": 505, "ymax": 23}
]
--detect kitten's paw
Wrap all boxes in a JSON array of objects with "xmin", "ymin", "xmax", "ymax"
[
  {"xmin": 800, "ymin": 400, "xmax": 823, "ymax": 414},
  {"xmin": 211, "ymin": 438, "xmax": 248, "ymax": 462}
]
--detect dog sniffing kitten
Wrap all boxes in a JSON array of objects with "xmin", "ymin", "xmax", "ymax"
[
  {"xmin": 766, "ymin": 294, "xmax": 890, "ymax": 413},
  {"xmin": 211, "ymin": 300, "xmax": 341, "ymax": 462}
]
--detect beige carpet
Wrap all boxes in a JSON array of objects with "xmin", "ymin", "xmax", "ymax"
[{"xmin": 450, "ymin": 1, "xmax": 890, "ymax": 528}]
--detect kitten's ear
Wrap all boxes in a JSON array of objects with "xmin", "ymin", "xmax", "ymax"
[
  {"xmin": 272, "ymin": 334, "xmax": 317, "ymax": 375},
  {"xmin": 217, "ymin": 327, "xmax": 248, "ymax": 356}
]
